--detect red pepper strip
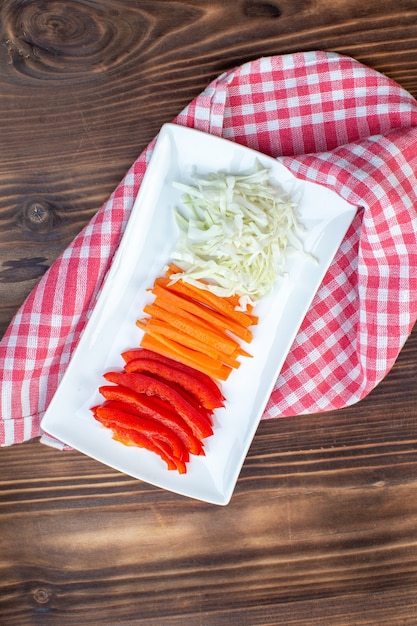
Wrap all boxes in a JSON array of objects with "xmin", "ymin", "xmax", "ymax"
[
  {"xmin": 124, "ymin": 357, "xmax": 224, "ymax": 410},
  {"xmin": 120, "ymin": 429, "xmax": 186, "ymax": 474},
  {"xmin": 110, "ymin": 424, "xmax": 180, "ymax": 471},
  {"xmin": 92, "ymin": 406, "xmax": 183, "ymax": 471},
  {"xmin": 161, "ymin": 380, "xmax": 214, "ymax": 423},
  {"xmin": 98, "ymin": 397, "xmax": 190, "ymax": 463},
  {"xmin": 94, "ymin": 404, "xmax": 188, "ymax": 463},
  {"xmin": 98, "ymin": 386, "xmax": 204, "ymax": 456},
  {"xmin": 103, "ymin": 371, "xmax": 213, "ymax": 440},
  {"xmin": 121, "ymin": 348, "xmax": 225, "ymax": 404},
  {"xmin": 149, "ymin": 437, "xmax": 187, "ymax": 474}
]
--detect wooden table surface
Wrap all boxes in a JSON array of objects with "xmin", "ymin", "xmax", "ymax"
[{"xmin": 1, "ymin": 1, "xmax": 417, "ymax": 624}]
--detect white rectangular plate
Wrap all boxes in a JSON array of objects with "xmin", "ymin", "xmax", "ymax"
[{"xmin": 41, "ymin": 124, "xmax": 357, "ymax": 505}]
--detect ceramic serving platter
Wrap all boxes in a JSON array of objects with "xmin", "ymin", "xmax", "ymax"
[{"xmin": 41, "ymin": 123, "xmax": 357, "ymax": 505}]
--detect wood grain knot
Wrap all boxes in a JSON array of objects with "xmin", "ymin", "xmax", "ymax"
[
  {"xmin": 243, "ymin": 1, "xmax": 282, "ymax": 18},
  {"xmin": 21, "ymin": 199, "xmax": 54, "ymax": 231},
  {"xmin": 33, "ymin": 587, "xmax": 52, "ymax": 605},
  {"xmin": 1, "ymin": 0, "xmax": 149, "ymax": 78}
]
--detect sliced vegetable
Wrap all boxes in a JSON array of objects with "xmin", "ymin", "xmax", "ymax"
[
  {"xmin": 171, "ymin": 166, "xmax": 304, "ymax": 305},
  {"xmin": 92, "ymin": 166, "xmax": 302, "ymax": 472},
  {"xmin": 98, "ymin": 386, "xmax": 204, "ymax": 455},
  {"xmin": 103, "ymin": 371, "xmax": 214, "ymax": 440},
  {"xmin": 140, "ymin": 329, "xmax": 233, "ymax": 381},
  {"xmin": 121, "ymin": 347, "xmax": 225, "ymax": 405},
  {"xmin": 123, "ymin": 356, "xmax": 224, "ymax": 410},
  {"xmin": 111, "ymin": 426, "xmax": 181, "ymax": 472},
  {"xmin": 168, "ymin": 263, "xmax": 255, "ymax": 313},
  {"xmin": 143, "ymin": 303, "xmax": 247, "ymax": 357},
  {"xmin": 139, "ymin": 272, "xmax": 257, "ymax": 381},
  {"xmin": 155, "ymin": 276, "xmax": 258, "ymax": 328},
  {"xmin": 136, "ymin": 318, "xmax": 242, "ymax": 369},
  {"xmin": 93, "ymin": 403, "xmax": 188, "ymax": 473},
  {"xmin": 151, "ymin": 288, "xmax": 253, "ymax": 344}
]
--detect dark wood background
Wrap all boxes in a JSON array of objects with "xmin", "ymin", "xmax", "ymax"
[{"xmin": 1, "ymin": 1, "xmax": 417, "ymax": 624}]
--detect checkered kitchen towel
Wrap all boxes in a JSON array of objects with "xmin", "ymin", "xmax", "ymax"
[{"xmin": 1, "ymin": 51, "xmax": 417, "ymax": 446}]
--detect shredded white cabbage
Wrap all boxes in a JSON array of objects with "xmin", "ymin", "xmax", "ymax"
[{"xmin": 170, "ymin": 165, "xmax": 305, "ymax": 308}]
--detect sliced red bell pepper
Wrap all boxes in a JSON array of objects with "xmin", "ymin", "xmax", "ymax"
[
  {"xmin": 98, "ymin": 385, "xmax": 204, "ymax": 456},
  {"xmin": 109, "ymin": 423, "xmax": 181, "ymax": 471},
  {"xmin": 94, "ymin": 403, "xmax": 188, "ymax": 463},
  {"xmin": 92, "ymin": 405, "xmax": 184, "ymax": 472},
  {"xmin": 161, "ymin": 381, "xmax": 214, "ymax": 424},
  {"xmin": 124, "ymin": 357, "xmax": 224, "ymax": 410},
  {"xmin": 149, "ymin": 436, "xmax": 187, "ymax": 474},
  {"xmin": 103, "ymin": 371, "xmax": 213, "ymax": 440},
  {"xmin": 121, "ymin": 348, "xmax": 225, "ymax": 404}
]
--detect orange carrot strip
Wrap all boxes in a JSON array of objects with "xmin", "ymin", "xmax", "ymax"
[
  {"xmin": 140, "ymin": 334, "xmax": 232, "ymax": 381},
  {"xmin": 140, "ymin": 329, "xmax": 222, "ymax": 372},
  {"xmin": 158, "ymin": 275, "xmax": 258, "ymax": 327},
  {"xmin": 159, "ymin": 276, "xmax": 257, "ymax": 327},
  {"xmin": 143, "ymin": 303, "xmax": 244, "ymax": 356},
  {"xmin": 231, "ymin": 345, "xmax": 253, "ymax": 359},
  {"xmin": 137, "ymin": 318, "xmax": 241, "ymax": 369},
  {"xmin": 166, "ymin": 263, "xmax": 254, "ymax": 313},
  {"xmin": 151, "ymin": 285, "xmax": 253, "ymax": 344},
  {"xmin": 165, "ymin": 262, "xmax": 185, "ymax": 275},
  {"xmin": 151, "ymin": 297, "xmax": 218, "ymax": 332}
]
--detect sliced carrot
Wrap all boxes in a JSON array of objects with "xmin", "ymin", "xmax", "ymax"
[
  {"xmin": 134, "ymin": 267, "xmax": 259, "ymax": 384},
  {"xmin": 146, "ymin": 299, "xmax": 226, "ymax": 339},
  {"xmin": 143, "ymin": 303, "xmax": 245, "ymax": 357},
  {"xmin": 166, "ymin": 263, "xmax": 254, "ymax": 313},
  {"xmin": 151, "ymin": 284, "xmax": 253, "ymax": 343},
  {"xmin": 165, "ymin": 262, "xmax": 185, "ymax": 275},
  {"xmin": 140, "ymin": 330, "xmax": 222, "ymax": 372},
  {"xmin": 140, "ymin": 333, "xmax": 232, "ymax": 381},
  {"xmin": 136, "ymin": 318, "xmax": 242, "ymax": 370},
  {"xmin": 158, "ymin": 275, "xmax": 258, "ymax": 327},
  {"xmin": 153, "ymin": 295, "xmax": 253, "ymax": 348}
]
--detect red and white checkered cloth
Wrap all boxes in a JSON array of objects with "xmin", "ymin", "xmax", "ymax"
[{"xmin": 1, "ymin": 51, "xmax": 417, "ymax": 447}]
